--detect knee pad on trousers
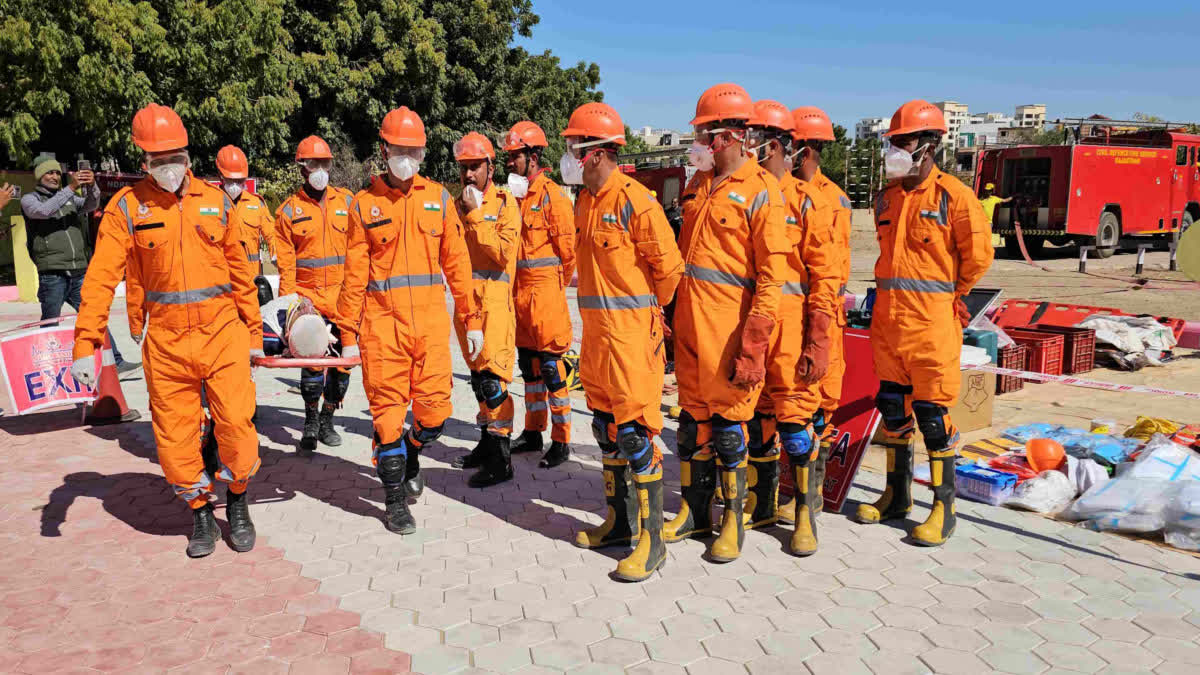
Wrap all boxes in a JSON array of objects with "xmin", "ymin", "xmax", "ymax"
[
  {"xmin": 676, "ymin": 411, "xmax": 699, "ymax": 461},
  {"xmin": 748, "ymin": 412, "xmax": 778, "ymax": 457},
  {"xmin": 539, "ymin": 356, "xmax": 566, "ymax": 391},
  {"xmin": 469, "ymin": 371, "xmax": 485, "ymax": 403},
  {"xmin": 779, "ymin": 422, "xmax": 815, "ymax": 463},
  {"xmin": 478, "ymin": 372, "xmax": 508, "ymax": 409},
  {"xmin": 617, "ymin": 423, "xmax": 654, "ymax": 475},
  {"xmin": 324, "ymin": 368, "xmax": 350, "ymax": 404},
  {"xmin": 374, "ymin": 434, "xmax": 407, "ymax": 469},
  {"xmin": 300, "ymin": 369, "xmax": 325, "ymax": 404},
  {"xmin": 711, "ymin": 416, "xmax": 747, "ymax": 466},
  {"xmin": 517, "ymin": 349, "xmax": 539, "ymax": 382},
  {"xmin": 875, "ymin": 381, "xmax": 914, "ymax": 431},
  {"xmin": 405, "ymin": 422, "xmax": 444, "ymax": 450},
  {"xmin": 913, "ymin": 401, "xmax": 958, "ymax": 451},
  {"xmin": 591, "ymin": 411, "xmax": 615, "ymax": 447}
]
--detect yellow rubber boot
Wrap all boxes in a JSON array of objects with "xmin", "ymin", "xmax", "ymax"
[
  {"xmin": 854, "ymin": 437, "xmax": 914, "ymax": 524},
  {"xmin": 776, "ymin": 451, "xmax": 796, "ymax": 524},
  {"xmin": 615, "ymin": 472, "xmax": 666, "ymax": 582},
  {"xmin": 743, "ymin": 453, "xmax": 779, "ymax": 530},
  {"xmin": 575, "ymin": 458, "xmax": 640, "ymax": 548},
  {"xmin": 813, "ymin": 424, "xmax": 836, "ymax": 516},
  {"xmin": 664, "ymin": 453, "xmax": 717, "ymax": 542},
  {"xmin": 790, "ymin": 462, "xmax": 818, "ymax": 556},
  {"xmin": 912, "ymin": 448, "xmax": 957, "ymax": 547},
  {"xmin": 709, "ymin": 458, "xmax": 746, "ymax": 563}
]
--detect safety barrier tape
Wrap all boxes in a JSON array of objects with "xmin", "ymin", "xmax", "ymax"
[{"xmin": 971, "ymin": 363, "xmax": 1200, "ymax": 401}]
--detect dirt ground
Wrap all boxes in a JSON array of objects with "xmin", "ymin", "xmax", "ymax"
[{"xmin": 842, "ymin": 209, "xmax": 1200, "ymax": 471}]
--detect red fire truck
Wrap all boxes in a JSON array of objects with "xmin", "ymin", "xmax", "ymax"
[{"xmin": 975, "ymin": 124, "xmax": 1200, "ymax": 258}]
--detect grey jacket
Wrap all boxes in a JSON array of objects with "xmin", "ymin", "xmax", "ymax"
[{"xmin": 20, "ymin": 184, "xmax": 100, "ymax": 273}]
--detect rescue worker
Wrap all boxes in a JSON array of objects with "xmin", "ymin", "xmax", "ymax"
[
  {"xmin": 335, "ymin": 107, "xmax": 482, "ymax": 534},
  {"xmin": 663, "ymin": 84, "xmax": 789, "ymax": 563},
  {"xmin": 855, "ymin": 100, "xmax": 993, "ymax": 546},
  {"xmin": 564, "ymin": 102, "xmax": 683, "ymax": 582},
  {"xmin": 449, "ymin": 131, "xmax": 520, "ymax": 487},
  {"xmin": 978, "ymin": 183, "xmax": 1012, "ymax": 225},
  {"xmin": 216, "ymin": 145, "xmax": 275, "ymax": 275},
  {"xmin": 275, "ymin": 136, "xmax": 354, "ymax": 455},
  {"xmin": 776, "ymin": 107, "xmax": 853, "ymax": 527},
  {"xmin": 743, "ymin": 100, "xmax": 838, "ymax": 556},
  {"xmin": 500, "ymin": 121, "xmax": 576, "ymax": 469},
  {"xmin": 70, "ymin": 103, "xmax": 262, "ymax": 557}
]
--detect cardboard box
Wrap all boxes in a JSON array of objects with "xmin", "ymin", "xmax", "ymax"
[{"xmin": 952, "ymin": 369, "xmax": 995, "ymax": 434}]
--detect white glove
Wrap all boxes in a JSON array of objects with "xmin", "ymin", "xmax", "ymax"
[
  {"xmin": 466, "ymin": 330, "xmax": 484, "ymax": 361},
  {"xmin": 132, "ymin": 332, "xmax": 143, "ymax": 345},
  {"xmin": 342, "ymin": 345, "xmax": 360, "ymax": 360},
  {"xmin": 462, "ymin": 185, "xmax": 484, "ymax": 212},
  {"xmin": 70, "ymin": 356, "xmax": 96, "ymax": 390}
]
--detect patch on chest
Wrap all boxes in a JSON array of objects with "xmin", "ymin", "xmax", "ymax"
[
  {"xmin": 137, "ymin": 203, "xmax": 151, "ymax": 218},
  {"xmin": 334, "ymin": 209, "xmax": 348, "ymax": 216},
  {"xmin": 294, "ymin": 206, "xmax": 304, "ymax": 216},
  {"xmin": 199, "ymin": 206, "xmax": 220, "ymax": 216},
  {"xmin": 727, "ymin": 192, "xmax": 746, "ymax": 205},
  {"xmin": 370, "ymin": 205, "xmax": 382, "ymax": 218},
  {"xmin": 423, "ymin": 202, "xmax": 441, "ymax": 212},
  {"xmin": 601, "ymin": 213, "xmax": 618, "ymax": 224},
  {"xmin": 785, "ymin": 216, "xmax": 798, "ymax": 225}
]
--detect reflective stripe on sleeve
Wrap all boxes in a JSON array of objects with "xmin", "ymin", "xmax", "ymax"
[
  {"xmin": 578, "ymin": 294, "xmax": 657, "ymax": 310},
  {"xmin": 296, "ymin": 255, "xmax": 346, "ymax": 269},
  {"xmin": 685, "ymin": 263, "xmax": 755, "ymax": 290},
  {"xmin": 145, "ymin": 284, "xmax": 233, "ymax": 305}
]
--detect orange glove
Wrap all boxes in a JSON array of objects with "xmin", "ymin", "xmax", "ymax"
[
  {"xmin": 798, "ymin": 311, "xmax": 832, "ymax": 385},
  {"xmin": 730, "ymin": 314, "xmax": 774, "ymax": 390},
  {"xmin": 954, "ymin": 296, "xmax": 971, "ymax": 328}
]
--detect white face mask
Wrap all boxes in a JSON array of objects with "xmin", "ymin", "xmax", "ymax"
[
  {"xmin": 388, "ymin": 156, "xmax": 420, "ymax": 181},
  {"xmin": 560, "ymin": 153, "xmax": 583, "ymax": 185},
  {"xmin": 506, "ymin": 172, "xmax": 529, "ymax": 198},
  {"xmin": 307, "ymin": 169, "xmax": 329, "ymax": 191},
  {"xmin": 150, "ymin": 163, "xmax": 186, "ymax": 193},
  {"xmin": 462, "ymin": 185, "xmax": 484, "ymax": 211},
  {"xmin": 884, "ymin": 142, "xmax": 928, "ymax": 180},
  {"xmin": 222, "ymin": 181, "xmax": 243, "ymax": 200},
  {"xmin": 687, "ymin": 142, "xmax": 714, "ymax": 171}
]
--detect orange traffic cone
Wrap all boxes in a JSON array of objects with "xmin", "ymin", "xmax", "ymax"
[{"xmin": 84, "ymin": 332, "xmax": 140, "ymax": 425}]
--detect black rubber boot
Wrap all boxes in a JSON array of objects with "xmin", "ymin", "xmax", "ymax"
[
  {"xmin": 404, "ymin": 445, "xmax": 424, "ymax": 498},
  {"xmin": 187, "ymin": 504, "xmax": 220, "ymax": 558},
  {"xmin": 378, "ymin": 452, "xmax": 416, "ymax": 534},
  {"xmin": 452, "ymin": 425, "xmax": 488, "ymax": 469},
  {"xmin": 511, "ymin": 429, "xmax": 543, "ymax": 455},
  {"xmin": 709, "ymin": 458, "xmax": 748, "ymax": 562},
  {"xmin": 226, "ymin": 489, "xmax": 256, "ymax": 552},
  {"xmin": 469, "ymin": 434, "xmax": 514, "ymax": 488},
  {"xmin": 745, "ymin": 439, "xmax": 780, "ymax": 531},
  {"xmin": 318, "ymin": 407, "xmax": 342, "ymax": 447},
  {"xmin": 298, "ymin": 407, "xmax": 319, "ymax": 457},
  {"xmin": 539, "ymin": 441, "xmax": 571, "ymax": 468},
  {"xmin": 575, "ymin": 457, "xmax": 640, "ymax": 548},
  {"xmin": 201, "ymin": 418, "xmax": 219, "ymax": 478},
  {"xmin": 614, "ymin": 472, "xmax": 667, "ymax": 582},
  {"xmin": 664, "ymin": 456, "xmax": 717, "ymax": 542},
  {"xmin": 855, "ymin": 436, "xmax": 915, "ymax": 524}
]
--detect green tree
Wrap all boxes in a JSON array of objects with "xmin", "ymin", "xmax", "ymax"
[{"xmin": 620, "ymin": 125, "xmax": 651, "ymax": 157}]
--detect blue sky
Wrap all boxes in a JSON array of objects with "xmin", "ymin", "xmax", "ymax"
[{"xmin": 516, "ymin": 1, "xmax": 1199, "ymax": 133}]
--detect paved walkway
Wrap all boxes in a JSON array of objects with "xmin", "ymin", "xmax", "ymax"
[{"xmin": 2, "ymin": 298, "xmax": 1200, "ymax": 674}]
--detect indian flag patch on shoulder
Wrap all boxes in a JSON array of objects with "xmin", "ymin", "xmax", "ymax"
[
  {"xmin": 601, "ymin": 213, "xmax": 618, "ymax": 224},
  {"xmin": 199, "ymin": 206, "xmax": 220, "ymax": 216},
  {"xmin": 530, "ymin": 205, "xmax": 541, "ymax": 212},
  {"xmin": 785, "ymin": 216, "xmax": 797, "ymax": 225},
  {"xmin": 335, "ymin": 209, "xmax": 348, "ymax": 216},
  {"xmin": 727, "ymin": 192, "xmax": 746, "ymax": 205},
  {"xmin": 246, "ymin": 204, "xmax": 259, "ymax": 210},
  {"xmin": 423, "ymin": 202, "xmax": 441, "ymax": 212},
  {"xmin": 483, "ymin": 214, "xmax": 498, "ymax": 222}
]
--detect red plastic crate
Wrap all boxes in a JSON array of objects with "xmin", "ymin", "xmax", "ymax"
[
  {"xmin": 1005, "ymin": 328, "xmax": 1064, "ymax": 378},
  {"xmin": 995, "ymin": 343, "xmax": 1027, "ymax": 394},
  {"xmin": 1033, "ymin": 324, "xmax": 1096, "ymax": 374}
]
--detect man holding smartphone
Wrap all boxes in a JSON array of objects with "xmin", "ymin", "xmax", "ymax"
[{"xmin": 21, "ymin": 155, "xmax": 139, "ymax": 374}]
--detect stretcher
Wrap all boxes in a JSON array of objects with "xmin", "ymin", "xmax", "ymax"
[{"xmin": 251, "ymin": 355, "xmax": 360, "ymax": 369}]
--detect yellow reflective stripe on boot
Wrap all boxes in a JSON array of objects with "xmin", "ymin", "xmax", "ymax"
[
  {"xmin": 709, "ymin": 458, "xmax": 746, "ymax": 563},
  {"xmin": 912, "ymin": 447, "xmax": 957, "ymax": 547},
  {"xmin": 575, "ymin": 458, "xmax": 639, "ymax": 549},
  {"xmin": 743, "ymin": 455, "xmax": 779, "ymax": 530},
  {"xmin": 855, "ymin": 439, "xmax": 915, "ymax": 524}
]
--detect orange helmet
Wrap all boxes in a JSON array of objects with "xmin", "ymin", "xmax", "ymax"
[
  {"xmin": 131, "ymin": 103, "xmax": 188, "ymax": 153},
  {"xmin": 215, "ymin": 145, "xmax": 249, "ymax": 179},
  {"xmin": 503, "ymin": 121, "xmax": 548, "ymax": 151},
  {"xmin": 561, "ymin": 102, "xmax": 626, "ymax": 145},
  {"xmin": 454, "ymin": 132, "xmax": 496, "ymax": 162},
  {"xmin": 690, "ymin": 83, "xmax": 753, "ymax": 126},
  {"xmin": 885, "ymin": 99, "xmax": 947, "ymax": 137},
  {"xmin": 380, "ymin": 107, "xmax": 426, "ymax": 146},
  {"xmin": 747, "ymin": 100, "xmax": 794, "ymax": 133},
  {"xmin": 1026, "ymin": 438, "xmax": 1066, "ymax": 473},
  {"xmin": 791, "ymin": 106, "xmax": 836, "ymax": 142},
  {"xmin": 295, "ymin": 136, "xmax": 333, "ymax": 161}
]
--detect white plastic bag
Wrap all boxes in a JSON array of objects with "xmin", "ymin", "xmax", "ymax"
[
  {"xmin": 1064, "ymin": 455, "xmax": 1110, "ymax": 496},
  {"xmin": 1063, "ymin": 478, "xmax": 1176, "ymax": 533},
  {"xmin": 1005, "ymin": 470, "xmax": 1076, "ymax": 514},
  {"xmin": 1122, "ymin": 434, "xmax": 1200, "ymax": 482},
  {"xmin": 1164, "ymin": 481, "xmax": 1200, "ymax": 551}
]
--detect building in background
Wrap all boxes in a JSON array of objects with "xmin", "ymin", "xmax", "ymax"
[
  {"xmin": 855, "ymin": 117, "xmax": 887, "ymax": 143},
  {"xmin": 1015, "ymin": 104, "xmax": 1047, "ymax": 128}
]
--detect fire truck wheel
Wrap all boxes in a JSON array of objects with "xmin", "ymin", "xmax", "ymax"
[{"xmin": 1095, "ymin": 211, "xmax": 1121, "ymax": 258}]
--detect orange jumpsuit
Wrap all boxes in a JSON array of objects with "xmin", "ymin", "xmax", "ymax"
[
  {"xmin": 872, "ymin": 167, "xmax": 993, "ymax": 408},
  {"xmin": 454, "ymin": 183, "xmax": 520, "ymax": 437},
  {"xmin": 514, "ymin": 171, "xmax": 577, "ymax": 443},
  {"xmin": 575, "ymin": 170, "xmax": 683, "ymax": 438},
  {"xmin": 276, "ymin": 187, "xmax": 354, "ymax": 319},
  {"xmin": 74, "ymin": 173, "xmax": 262, "ymax": 508},
  {"xmin": 675, "ymin": 159, "xmax": 790, "ymax": 423},
  {"xmin": 813, "ymin": 169, "xmax": 853, "ymax": 415},
  {"xmin": 336, "ymin": 175, "xmax": 480, "ymax": 446},
  {"xmin": 233, "ymin": 191, "xmax": 274, "ymax": 271}
]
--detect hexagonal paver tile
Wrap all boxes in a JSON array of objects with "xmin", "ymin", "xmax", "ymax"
[
  {"xmin": 471, "ymin": 600, "xmax": 524, "ymax": 627},
  {"xmin": 445, "ymin": 622, "xmax": 500, "ymax": 649},
  {"xmin": 919, "ymin": 647, "xmax": 989, "ymax": 675},
  {"xmin": 1089, "ymin": 640, "xmax": 1163, "ymax": 671},
  {"xmin": 1028, "ymin": 619, "xmax": 1098, "ymax": 646},
  {"xmin": 977, "ymin": 600, "xmax": 1040, "ymax": 625},
  {"xmin": 805, "ymin": 651, "xmax": 873, "ymax": 675},
  {"xmin": 382, "ymin": 625, "xmax": 444, "ymax": 653},
  {"xmin": 866, "ymin": 626, "xmax": 933, "ymax": 655},
  {"xmin": 1144, "ymin": 637, "xmax": 1200, "ymax": 665},
  {"xmin": 978, "ymin": 645, "xmax": 1049, "ymax": 675},
  {"xmin": 1134, "ymin": 613, "xmax": 1200, "ymax": 641},
  {"xmin": 861, "ymin": 649, "xmax": 935, "ymax": 675},
  {"xmin": 874, "ymin": 603, "xmax": 935, "ymax": 631},
  {"xmin": 661, "ymin": 613, "xmax": 719, "ymax": 640},
  {"xmin": 676, "ymin": 595, "xmax": 734, "ymax": 620},
  {"xmin": 554, "ymin": 616, "xmax": 610, "ymax": 645},
  {"xmin": 1028, "ymin": 596, "xmax": 1091, "ymax": 623},
  {"xmin": 812, "ymin": 628, "xmax": 877, "ymax": 657},
  {"xmin": 777, "ymin": 588, "xmax": 834, "ymax": 613},
  {"xmin": 499, "ymin": 619, "xmax": 557, "ymax": 647},
  {"xmin": 529, "ymin": 638, "xmax": 591, "ymax": 670},
  {"xmin": 820, "ymin": 606, "xmax": 882, "ymax": 632},
  {"xmin": 411, "ymin": 644, "xmax": 470, "ymax": 674},
  {"xmin": 472, "ymin": 642, "xmax": 533, "ymax": 672},
  {"xmin": 1081, "ymin": 617, "xmax": 1152, "ymax": 644},
  {"xmin": 714, "ymin": 613, "xmax": 772, "ymax": 637},
  {"xmin": 920, "ymin": 624, "xmax": 988, "ymax": 652},
  {"xmin": 1034, "ymin": 642, "xmax": 1106, "ymax": 674},
  {"xmin": 978, "ymin": 581, "xmax": 1038, "ymax": 604},
  {"xmin": 699, "ymin": 632, "xmax": 764, "ymax": 664},
  {"xmin": 588, "ymin": 637, "xmax": 649, "ymax": 667}
]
